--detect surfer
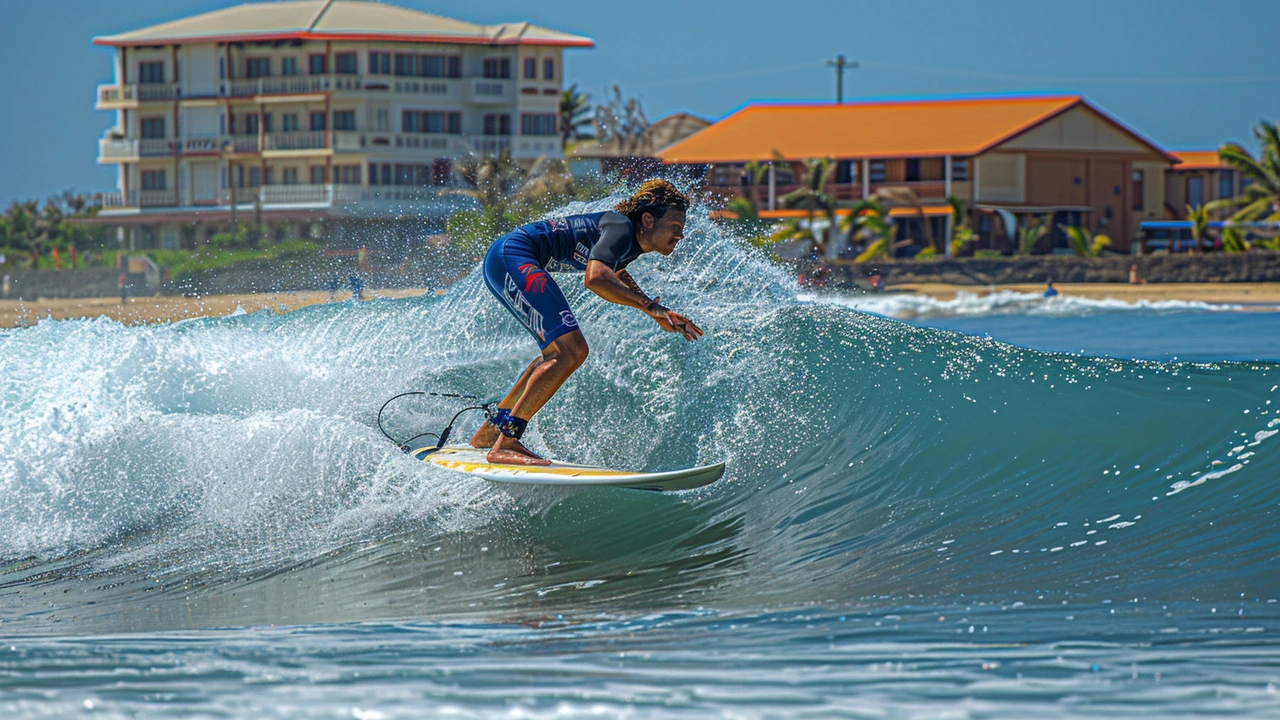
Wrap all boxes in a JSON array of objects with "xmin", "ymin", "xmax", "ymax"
[{"xmin": 469, "ymin": 179, "xmax": 704, "ymax": 465}]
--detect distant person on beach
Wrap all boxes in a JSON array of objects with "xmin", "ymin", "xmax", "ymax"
[
  {"xmin": 1129, "ymin": 263, "xmax": 1146, "ymax": 285},
  {"xmin": 118, "ymin": 272, "xmax": 128, "ymax": 305},
  {"xmin": 469, "ymin": 179, "xmax": 702, "ymax": 466},
  {"xmin": 1043, "ymin": 280, "xmax": 1058, "ymax": 298},
  {"xmin": 869, "ymin": 273, "xmax": 884, "ymax": 292},
  {"xmin": 326, "ymin": 275, "xmax": 340, "ymax": 301},
  {"xmin": 348, "ymin": 275, "xmax": 365, "ymax": 301}
]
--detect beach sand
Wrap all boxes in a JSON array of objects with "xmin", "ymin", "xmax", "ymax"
[
  {"xmin": 0, "ymin": 288, "xmax": 432, "ymax": 328},
  {"xmin": 887, "ymin": 282, "xmax": 1280, "ymax": 306},
  {"xmin": 4, "ymin": 282, "xmax": 1279, "ymax": 328}
]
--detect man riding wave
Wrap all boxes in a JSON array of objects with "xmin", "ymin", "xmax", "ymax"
[{"xmin": 470, "ymin": 179, "xmax": 704, "ymax": 465}]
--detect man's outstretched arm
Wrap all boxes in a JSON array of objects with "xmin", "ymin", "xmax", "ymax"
[{"xmin": 584, "ymin": 260, "xmax": 703, "ymax": 340}]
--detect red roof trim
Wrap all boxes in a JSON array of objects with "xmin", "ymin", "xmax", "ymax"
[{"xmin": 94, "ymin": 31, "xmax": 593, "ymax": 48}]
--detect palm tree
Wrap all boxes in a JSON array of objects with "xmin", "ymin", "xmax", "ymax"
[
  {"xmin": 742, "ymin": 160, "xmax": 770, "ymax": 212},
  {"xmin": 1217, "ymin": 120, "xmax": 1280, "ymax": 223},
  {"xmin": 1016, "ymin": 215, "xmax": 1051, "ymax": 255},
  {"xmin": 779, "ymin": 158, "xmax": 837, "ymax": 257},
  {"xmin": 559, "ymin": 84, "xmax": 593, "ymax": 150},
  {"xmin": 1060, "ymin": 225, "xmax": 1110, "ymax": 257},
  {"xmin": 947, "ymin": 195, "xmax": 974, "ymax": 257},
  {"xmin": 1186, "ymin": 203, "xmax": 1211, "ymax": 254},
  {"xmin": 874, "ymin": 185, "xmax": 937, "ymax": 253}
]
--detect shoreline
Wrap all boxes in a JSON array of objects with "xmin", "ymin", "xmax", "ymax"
[
  {"xmin": 0, "ymin": 288, "xmax": 432, "ymax": 328},
  {"xmin": 884, "ymin": 282, "xmax": 1280, "ymax": 306},
  {"xmin": 4, "ymin": 282, "xmax": 1280, "ymax": 328}
]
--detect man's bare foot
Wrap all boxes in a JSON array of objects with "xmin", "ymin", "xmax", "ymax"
[
  {"xmin": 470, "ymin": 422, "xmax": 499, "ymax": 449},
  {"xmin": 487, "ymin": 436, "xmax": 551, "ymax": 466}
]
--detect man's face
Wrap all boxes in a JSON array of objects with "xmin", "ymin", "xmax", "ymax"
[{"xmin": 645, "ymin": 209, "xmax": 687, "ymax": 256}]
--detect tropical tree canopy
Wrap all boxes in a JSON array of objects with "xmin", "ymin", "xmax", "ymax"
[
  {"xmin": 778, "ymin": 158, "xmax": 837, "ymax": 256},
  {"xmin": 1060, "ymin": 225, "xmax": 1111, "ymax": 257},
  {"xmin": 1217, "ymin": 120, "xmax": 1280, "ymax": 223},
  {"xmin": 559, "ymin": 83, "xmax": 593, "ymax": 149}
]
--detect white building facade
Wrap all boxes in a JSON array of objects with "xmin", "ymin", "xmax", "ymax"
[{"xmin": 93, "ymin": 0, "xmax": 592, "ymax": 248}]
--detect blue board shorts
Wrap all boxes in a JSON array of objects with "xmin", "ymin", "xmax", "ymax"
[{"xmin": 482, "ymin": 233, "xmax": 580, "ymax": 350}]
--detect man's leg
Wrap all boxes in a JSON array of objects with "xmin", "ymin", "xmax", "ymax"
[
  {"xmin": 487, "ymin": 330, "xmax": 589, "ymax": 466},
  {"xmin": 470, "ymin": 355, "xmax": 542, "ymax": 449}
]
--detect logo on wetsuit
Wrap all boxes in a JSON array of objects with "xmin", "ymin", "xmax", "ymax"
[
  {"xmin": 517, "ymin": 263, "xmax": 549, "ymax": 293},
  {"xmin": 503, "ymin": 273, "xmax": 545, "ymax": 340}
]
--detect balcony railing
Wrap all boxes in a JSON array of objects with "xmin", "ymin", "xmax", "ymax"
[
  {"xmin": 465, "ymin": 78, "xmax": 512, "ymax": 104},
  {"xmin": 263, "ymin": 131, "xmax": 327, "ymax": 151},
  {"xmin": 96, "ymin": 83, "xmax": 179, "ymax": 107},
  {"xmin": 95, "ymin": 184, "xmax": 468, "ymax": 212}
]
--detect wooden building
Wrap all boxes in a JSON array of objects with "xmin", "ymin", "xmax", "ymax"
[{"xmin": 657, "ymin": 95, "xmax": 1177, "ymax": 255}]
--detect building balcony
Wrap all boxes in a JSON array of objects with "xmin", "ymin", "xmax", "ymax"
[
  {"xmin": 263, "ymin": 131, "xmax": 328, "ymax": 152},
  {"xmin": 97, "ymin": 137, "xmax": 177, "ymax": 162},
  {"xmin": 96, "ymin": 82, "xmax": 180, "ymax": 109},
  {"xmin": 465, "ymin": 78, "xmax": 513, "ymax": 105},
  {"xmin": 95, "ymin": 183, "xmax": 462, "ymax": 214}
]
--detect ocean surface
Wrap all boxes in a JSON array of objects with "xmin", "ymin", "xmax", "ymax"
[{"xmin": 2, "ymin": 199, "xmax": 1279, "ymax": 718}]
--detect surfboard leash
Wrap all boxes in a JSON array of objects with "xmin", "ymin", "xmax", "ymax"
[{"xmin": 376, "ymin": 390, "xmax": 497, "ymax": 452}]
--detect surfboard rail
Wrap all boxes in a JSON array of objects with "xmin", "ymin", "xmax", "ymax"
[{"xmin": 411, "ymin": 446, "xmax": 725, "ymax": 492}]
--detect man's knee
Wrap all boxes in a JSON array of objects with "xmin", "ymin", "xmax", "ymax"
[{"xmin": 551, "ymin": 333, "xmax": 589, "ymax": 369}]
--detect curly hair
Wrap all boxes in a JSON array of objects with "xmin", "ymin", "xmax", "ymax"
[{"xmin": 614, "ymin": 179, "xmax": 690, "ymax": 226}]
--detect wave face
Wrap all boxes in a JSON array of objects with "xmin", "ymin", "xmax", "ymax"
[{"xmin": 2, "ymin": 197, "xmax": 1279, "ymax": 635}]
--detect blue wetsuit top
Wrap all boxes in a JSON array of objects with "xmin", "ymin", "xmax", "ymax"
[
  {"xmin": 505, "ymin": 211, "xmax": 642, "ymax": 272},
  {"xmin": 482, "ymin": 210, "xmax": 646, "ymax": 350}
]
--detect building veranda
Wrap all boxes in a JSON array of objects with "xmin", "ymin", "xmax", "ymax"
[
  {"xmin": 657, "ymin": 94, "xmax": 1177, "ymax": 257},
  {"xmin": 91, "ymin": 0, "xmax": 591, "ymax": 250}
]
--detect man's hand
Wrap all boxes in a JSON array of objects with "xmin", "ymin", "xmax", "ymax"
[{"xmin": 646, "ymin": 298, "xmax": 703, "ymax": 341}]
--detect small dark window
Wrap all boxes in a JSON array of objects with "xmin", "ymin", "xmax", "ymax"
[
  {"xmin": 482, "ymin": 58, "xmax": 511, "ymax": 79},
  {"xmin": 520, "ymin": 114, "xmax": 557, "ymax": 136},
  {"xmin": 524, "ymin": 58, "xmax": 536, "ymax": 79},
  {"xmin": 951, "ymin": 158, "xmax": 969, "ymax": 181},
  {"xmin": 483, "ymin": 114, "xmax": 511, "ymax": 136},
  {"xmin": 835, "ymin": 160, "xmax": 854, "ymax": 184},
  {"xmin": 1218, "ymin": 169, "xmax": 1235, "ymax": 199},
  {"xmin": 281, "ymin": 57, "xmax": 299, "ymax": 76},
  {"xmin": 335, "ymin": 52, "xmax": 358, "ymax": 74},
  {"xmin": 140, "ymin": 117, "xmax": 165, "ymax": 139},
  {"xmin": 369, "ymin": 51, "xmax": 390, "ymax": 75},
  {"xmin": 246, "ymin": 57, "xmax": 271, "ymax": 78},
  {"xmin": 309, "ymin": 54, "xmax": 327, "ymax": 75},
  {"xmin": 869, "ymin": 160, "xmax": 886, "ymax": 184},
  {"xmin": 310, "ymin": 111, "xmax": 326, "ymax": 131},
  {"xmin": 394, "ymin": 54, "xmax": 417, "ymax": 76},
  {"xmin": 141, "ymin": 170, "xmax": 166, "ymax": 190},
  {"xmin": 243, "ymin": 114, "xmax": 259, "ymax": 135},
  {"xmin": 1187, "ymin": 176, "xmax": 1204, "ymax": 207},
  {"xmin": 333, "ymin": 110, "xmax": 355, "ymax": 131},
  {"xmin": 311, "ymin": 166, "xmax": 327, "ymax": 184},
  {"xmin": 138, "ymin": 61, "xmax": 165, "ymax": 84},
  {"xmin": 543, "ymin": 58, "xmax": 554, "ymax": 80},
  {"xmin": 905, "ymin": 158, "xmax": 921, "ymax": 182}
]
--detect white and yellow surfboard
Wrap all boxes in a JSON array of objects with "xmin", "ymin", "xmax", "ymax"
[{"xmin": 412, "ymin": 446, "xmax": 725, "ymax": 492}]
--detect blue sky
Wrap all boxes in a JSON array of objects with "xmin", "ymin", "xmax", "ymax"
[{"xmin": 2, "ymin": 0, "xmax": 1278, "ymax": 207}]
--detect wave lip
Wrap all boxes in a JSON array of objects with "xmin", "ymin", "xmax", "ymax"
[{"xmin": 813, "ymin": 289, "xmax": 1243, "ymax": 320}]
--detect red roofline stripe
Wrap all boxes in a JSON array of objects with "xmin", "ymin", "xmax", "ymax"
[{"xmin": 93, "ymin": 32, "xmax": 594, "ymax": 48}]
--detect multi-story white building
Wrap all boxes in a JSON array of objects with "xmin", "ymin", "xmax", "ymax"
[{"xmin": 93, "ymin": 0, "xmax": 592, "ymax": 249}]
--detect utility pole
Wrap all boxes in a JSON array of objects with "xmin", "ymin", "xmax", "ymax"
[{"xmin": 826, "ymin": 53, "xmax": 859, "ymax": 104}]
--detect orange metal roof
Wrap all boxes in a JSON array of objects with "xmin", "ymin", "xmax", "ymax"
[
  {"xmin": 658, "ymin": 95, "xmax": 1167, "ymax": 164},
  {"xmin": 1171, "ymin": 151, "xmax": 1229, "ymax": 171},
  {"xmin": 757, "ymin": 206, "xmax": 951, "ymax": 220},
  {"xmin": 94, "ymin": 0, "xmax": 594, "ymax": 47}
]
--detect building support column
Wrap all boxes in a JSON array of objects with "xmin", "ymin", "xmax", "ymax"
[
  {"xmin": 861, "ymin": 158, "xmax": 870, "ymax": 200},
  {"xmin": 944, "ymin": 154, "xmax": 953, "ymax": 258},
  {"xmin": 767, "ymin": 162, "xmax": 776, "ymax": 211}
]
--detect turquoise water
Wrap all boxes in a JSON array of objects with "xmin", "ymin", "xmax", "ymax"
[{"xmin": 2, "ymin": 202, "xmax": 1279, "ymax": 717}]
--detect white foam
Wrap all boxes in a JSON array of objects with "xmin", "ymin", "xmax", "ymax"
[{"xmin": 807, "ymin": 290, "xmax": 1241, "ymax": 320}]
